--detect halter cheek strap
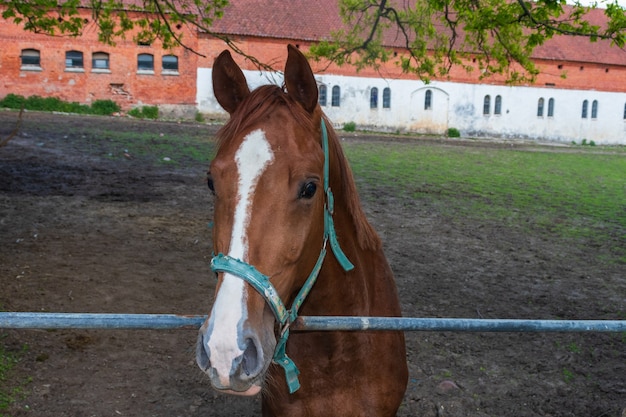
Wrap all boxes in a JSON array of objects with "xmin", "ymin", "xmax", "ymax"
[{"xmin": 210, "ymin": 119, "xmax": 353, "ymax": 393}]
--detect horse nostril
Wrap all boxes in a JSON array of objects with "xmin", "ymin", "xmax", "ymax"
[
  {"xmin": 241, "ymin": 338, "xmax": 259, "ymax": 378},
  {"xmin": 196, "ymin": 331, "xmax": 211, "ymax": 372}
]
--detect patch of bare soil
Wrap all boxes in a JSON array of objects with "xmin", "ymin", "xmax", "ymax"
[{"xmin": 1, "ymin": 111, "xmax": 624, "ymax": 416}]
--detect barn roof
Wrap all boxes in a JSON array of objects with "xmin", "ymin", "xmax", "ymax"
[{"xmin": 209, "ymin": 0, "xmax": 626, "ymax": 66}]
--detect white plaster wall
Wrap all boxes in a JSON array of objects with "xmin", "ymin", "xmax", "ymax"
[{"xmin": 197, "ymin": 67, "xmax": 626, "ymax": 144}]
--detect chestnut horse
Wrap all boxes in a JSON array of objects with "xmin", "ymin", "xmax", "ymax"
[{"xmin": 196, "ymin": 45, "xmax": 408, "ymax": 416}]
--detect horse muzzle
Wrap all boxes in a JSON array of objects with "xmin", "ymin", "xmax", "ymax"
[{"xmin": 196, "ymin": 322, "xmax": 271, "ymax": 395}]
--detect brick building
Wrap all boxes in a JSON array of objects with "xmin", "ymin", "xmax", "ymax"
[
  {"xmin": 1, "ymin": 0, "xmax": 625, "ymax": 142},
  {"xmin": 0, "ymin": 9, "xmax": 198, "ymax": 116}
]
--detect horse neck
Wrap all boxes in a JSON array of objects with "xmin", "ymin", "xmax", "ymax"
[{"xmin": 300, "ymin": 124, "xmax": 399, "ymax": 317}]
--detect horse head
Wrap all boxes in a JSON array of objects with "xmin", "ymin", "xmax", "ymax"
[{"xmin": 196, "ymin": 45, "xmax": 328, "ymax": 395}]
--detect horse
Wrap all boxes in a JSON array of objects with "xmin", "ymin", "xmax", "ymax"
[{"xmin": 196, "ymin": 44, "xmax": 408, "ymax": 417}]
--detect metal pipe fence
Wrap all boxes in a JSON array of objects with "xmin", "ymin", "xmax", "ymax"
[{"xmin": 1, "ymin": 312, "xmax": 625, "ymax": 333}]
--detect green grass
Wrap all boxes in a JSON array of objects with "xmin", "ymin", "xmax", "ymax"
[
  {"xmin": 344, "ymin": 142, "xmax": 626, "ymax": 262},
  {"xmin": 0, "ymin": 336, "xmax": 28, "ymax": 416}
]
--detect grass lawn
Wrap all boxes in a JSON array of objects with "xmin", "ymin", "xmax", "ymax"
[{"xmin": 344, "ymin": 141, "xmax": 626, "ymax": 263}]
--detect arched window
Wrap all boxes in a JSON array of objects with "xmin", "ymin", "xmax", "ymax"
[
  {"xmin": 591, "ymin": 100, "xmax": 598, "ymax": 118},
  {"xmin": 331, "ymin": 86, "xmax": 341, "ymax": 107},
  {"xmin": 138, "ymin": 53, "xmax": 154, "ymax": 71},
  {"xmin": 547, "ymin": 98, "xmax": 555, "ymax": 117},
  {"xmin": 65, "ymin": 51, "xmax": 83, "ymax": 69},
  {"xmin": 537, "ymin": 98, "xmax": 544, "ymax": 117},
  {"xmin": 382, "ymin": 88, "xmax": 391, "ymax": 108},
  {"xmin": 483, "ymin": 95, "xmax": 491, "ymax": 115},
  {"xmin": 318, "ymin": 85, "xmax": 327, "ymax": 106},
  {"xmin": 494, "ymin": 95, "xmax": 502, "ymax": 115},
  {"xmin": 370, "ymin": 87, "xmax": 378, "ymax": 109},
  {"xmin": 424, "ymin": 89, "xmax": 432, "ymax": 110},
  {"xmin": 20, "ymin": 49, "xmax": 40, "ymax": 67},
  {"xmin": 162, "ymin": 55, "xmax": 178, "ymax": 72},
  {"xmin": 92, "ymin": 52, "xmax": 110, "ymax": 70},
  {"xmin": 581, "ymin": 100, "xmax": 588, "ymax": 119}
]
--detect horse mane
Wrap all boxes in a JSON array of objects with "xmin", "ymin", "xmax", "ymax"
[
  {"xmin": 323, "ymin": 117, "xmax": 382, "ymax": 252},
  {"xmin": 216, "ymin": 84, "xmax": 381, "ymax": 252}
]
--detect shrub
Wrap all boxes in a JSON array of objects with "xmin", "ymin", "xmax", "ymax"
[
  {"xmin": 0, "ymin": 94, "xmax": 120, "ymax": 115},
  {"xmin": 90, "ymin": 99, "xmax": 121, "ymax": 115},
  {"xmin": 0, "ymin": 93, "xmax": 26, "ymax": 109},
  {"xmin": 343, "ymin": 121, "xmax": 356, "ymax": 132},
  {"xmin": 447, "ymin": 127, "xmax": 461, "ymax": 138},
  {"xmin": 24, "ymin": 95, "xmax": 64, "ymax": 111},
  {"xmin": 65, "ymin": 101, "xmax": 91, "ymax": 114},
  {"xmin": 141, "ymin": 105, "xmax": 158, "ymax": 119},
  {"xmin": 129, "ymin": 105, "xmax": 158, "ymax": 119}
]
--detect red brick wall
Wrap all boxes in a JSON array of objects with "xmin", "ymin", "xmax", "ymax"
[{"xmin": 0, "ymin": 9, "xmax": 198, "ymax": 110}]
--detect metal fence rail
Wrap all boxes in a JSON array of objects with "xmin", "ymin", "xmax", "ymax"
[{"xmin": 1, "ymin": 312, "xmax": 626, "ymax": 333}]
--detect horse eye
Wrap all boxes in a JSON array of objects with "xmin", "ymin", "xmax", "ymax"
[
  {"xmin": 207, "ymin": 174, "xmax": 215, "ymax": 195},
  {"xmin": 299, "ymin": 182, "xmax": 317, "ymax": 199}
]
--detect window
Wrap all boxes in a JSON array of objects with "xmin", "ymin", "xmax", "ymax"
[
  {"xmin": 331, "ymin": 86, "xmax": 340, "ymax": 107},
  {"xmin": 20, "ymin": 49, "xmax": 41, "ymax": 68},
  {"xmin": 92, "ymin": 52, "xmax": 110, "ymax": 70},
  {"xmin": 424, "ymin": 89, "xmax": 432, "ymax": 110},
  {"xmin": 547, "ymin": 98, "xmax": 555, "ymax": 117},
  {"xmin": 382, "ymin": 87, "xmax": 391, "ymax": 109},
  {"xmin": 162, "ymin": 55, "xmax": 178, "ymax": 72},
  {"xmin": 318, "ymin": 85, "xmax": 327, "ymax": 106},
  {"xmin": 494, "ymin": 95, "xmax": 502, "ymax": 115},
  {"xmin": 65, "ymin": 51, "xmax": 83, "ymax": 69},
  {"xmin": 623, "ymin": 103, "xmax": 626, "ymax": 120},
  {"xmin": 581, "ymin": 100, "xmax": 588, "ymax": 119},
  {"xmin": 483, "ymin": 95, "xmax": 491, "ymax": 115},
  {"xmin": 370, "ymin": 87, "xmax": 378, "ymax": 109},
  {"xmin": 537, "ymin": 98, "xmax": 544, "ymax": 117},
  {"xmin": 138, "ymin": 53, "xmax": 154, "ymax": 72},
  {"xmin": 591, "ymin": 100, "xmax": 598, "ymax": 118}
]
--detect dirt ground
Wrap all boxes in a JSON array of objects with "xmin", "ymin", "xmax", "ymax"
[{"xmin": 0, "ymin": 110, "xmax": 624, "ymax": 417}]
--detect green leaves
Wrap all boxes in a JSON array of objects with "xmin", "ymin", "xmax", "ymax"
[
  {"xmin": 2, "ymin": 0, "xmax": 230, "ymax": 52},
  {"xmin": 309, "ymin": 0, "xmax": 625, "ymax": 83}
]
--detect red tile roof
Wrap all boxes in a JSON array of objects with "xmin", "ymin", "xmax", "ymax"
[
  {"xmin": 210, "ymin": 0, "xmax": 342, "ymax": 41},
  {"xmin": 210, "ymin": 0, "xmax": 626, "ymax": 66}
]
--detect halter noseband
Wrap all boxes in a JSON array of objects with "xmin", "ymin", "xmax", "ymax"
[{"xmin": 210, "ymin": 119, "xmax": 354, "ymax": 393}]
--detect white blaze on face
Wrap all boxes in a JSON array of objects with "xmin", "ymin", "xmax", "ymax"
[{"xmin": 206, "ymin": 129, "xmax": 274, "ymax": 386}]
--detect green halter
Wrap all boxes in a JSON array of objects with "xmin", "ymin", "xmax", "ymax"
[{"xmin": 210, "ymin": 119, "xmax": 354, "ymax": 393}]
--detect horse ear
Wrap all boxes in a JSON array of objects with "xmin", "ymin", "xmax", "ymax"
[
  {"xmin": 284, "ymin": 44, "xmax": 318, "ymax": 113},
  {"xmin": 212, "ymin": 50, "xmax": 250, "ymax": 114}
]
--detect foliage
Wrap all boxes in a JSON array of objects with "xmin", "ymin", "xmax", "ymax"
[
  {"xmin": 343, "ymin": 121, "xmax": 357, "ymax": 132},
  {"xmin": 128, "ymin": 106, "xmax": 159, "ymax": 119},
  {"xmin": 0, "ymin": 0, "xmax": 228, "ymax": 51},
  {"xmin": 0, "ymin": 93, "xmax": 25, "ymax": 109},
  {"xmin": 1, "ymin": 0, "xmax": 624, "ymax": 82},
  {"xmin": 90, "ymin": 99, "xmax": 121, "ymax": 115},
  {"xmin": 0, "ymin": 94, "xmax": 120, "ymax": 115},
  {"xmin": 447, "ymin": 127, "xmax": 461, "ymax": 137},
  {"xmin": 309, "ymin": 0, "xmax": 626, "ymax": 83}
]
